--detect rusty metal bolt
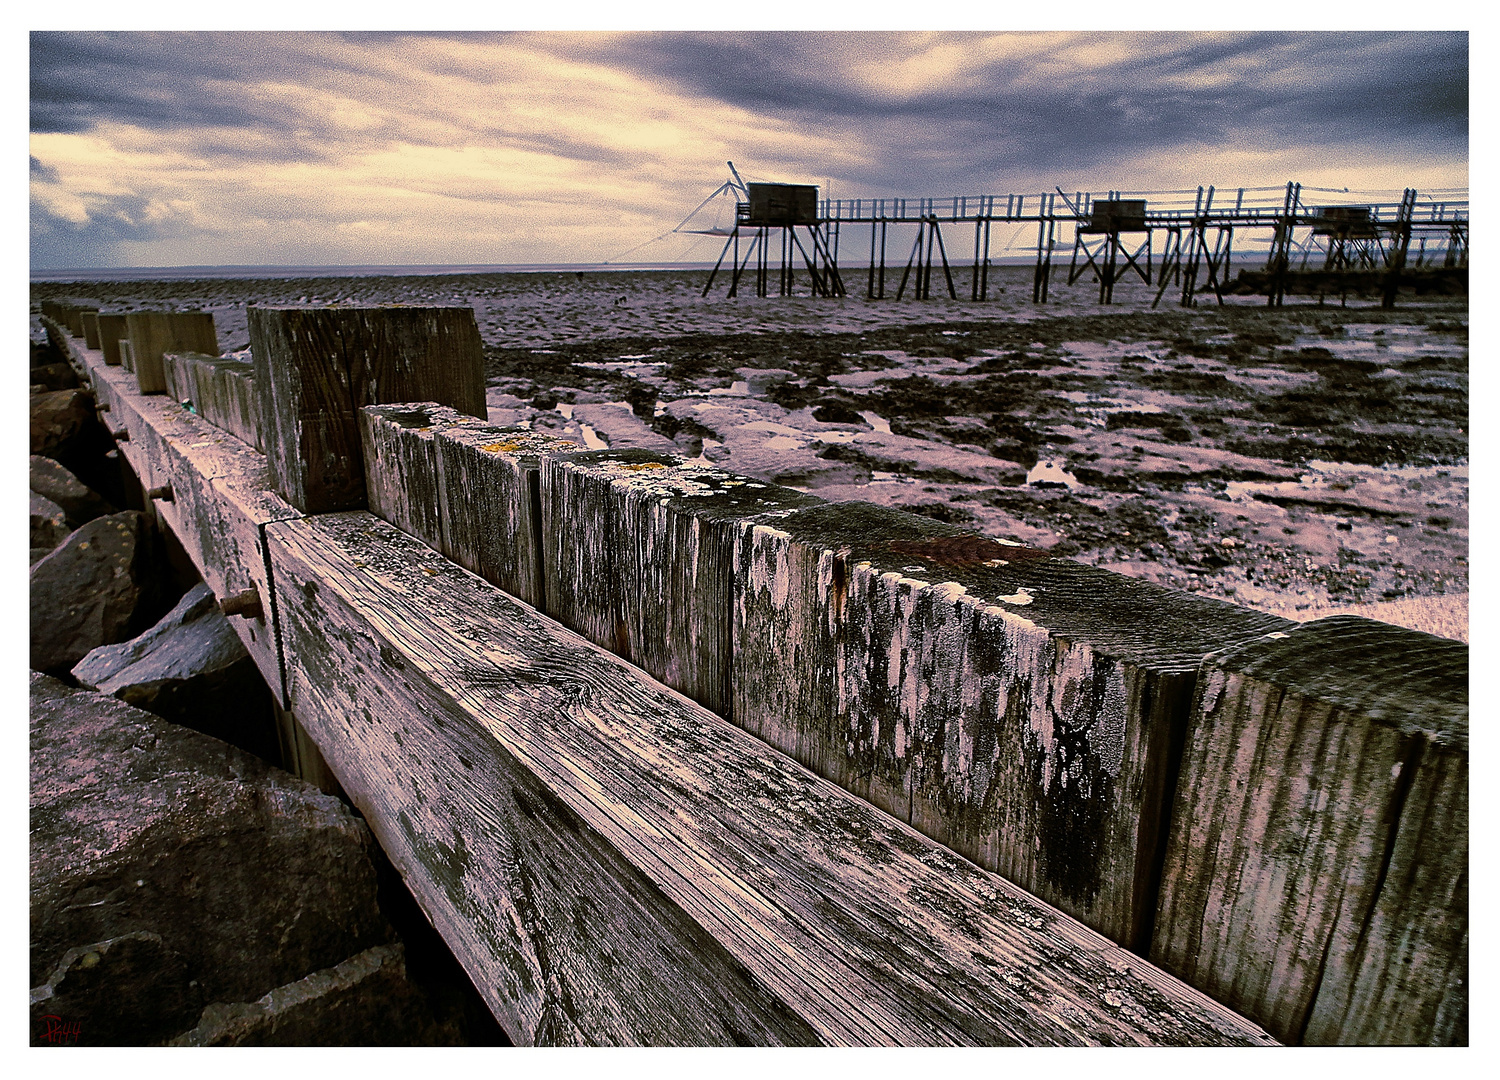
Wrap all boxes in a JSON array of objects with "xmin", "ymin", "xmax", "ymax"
[
  {"xmin": 146, "ymin": 485, "xmax": 174, "ymax": 502},
  {"xmin": 218, "ymin": 589, "xmax": 264, "ymax": 620}
]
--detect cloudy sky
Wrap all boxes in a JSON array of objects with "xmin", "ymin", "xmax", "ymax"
[{"xmin": 29, "ymin": 30, "xmax": 1468, "ymax": 270}]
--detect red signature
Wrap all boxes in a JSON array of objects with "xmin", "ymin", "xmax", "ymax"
[{"xmin": 37, "ymin": 1015, "xmax": 82, "ymax": 1045}]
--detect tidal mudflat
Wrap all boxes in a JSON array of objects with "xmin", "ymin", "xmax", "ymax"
[{"xmin": 33, "ymin": 264, "xmax": 1468, "ymax": 638}]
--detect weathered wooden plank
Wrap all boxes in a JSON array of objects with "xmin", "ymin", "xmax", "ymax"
[
  {"xmin": 80, "ymin": 310, "xmax": 101, "ymax": 350},
  {"xmin": 265, "ymin": 509, "xmax": 1275, "ymax": 1047},
  {"xmin": 162, "ymin": 352, "xmax": 261, "ymax": 451},
  {"xmin": 119, "ymin": 338, "xmax": 135, "ymax": 373},
  {"xmin": 542, "ymin": 449, "xmax": 819, "ymax": 716},
  {"xmin": 359, "ymin": 403, "xmax": 579, "ymax": 612},
  {"xmin": 70, "ymin": 342, "xmax": 298, "ymax": 706},
  {"xmin": 61, "ymin": 300, "xmax": 97, "ymax": 338},
  {"xmin": 248, "ymin": 306, "xmax": 487, "ymax": 514},
  {"xmin": 95, "ymin": 313, "xmax": 130, "ymax": 366},
  {"xmin": 732, "ymin": 500, "xmax": 1294, "ymax": 951},
  {"xmin": 1150, "ymin": 615, "xmax": 1467, "ymax": 1045},
  {"xmin": 124, "ymin": 311, "xmax": 219, "ymax": 394}
]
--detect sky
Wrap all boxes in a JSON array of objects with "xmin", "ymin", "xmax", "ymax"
[{"xmin": 28, "ymin": 29, "xmax": 1469, "ymax": 270}]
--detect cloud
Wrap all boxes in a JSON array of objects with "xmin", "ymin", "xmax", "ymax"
[{"xmin": 28, "ymin": 31, "xmax": 1468, "ymax": 269}]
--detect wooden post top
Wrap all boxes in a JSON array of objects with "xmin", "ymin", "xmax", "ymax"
[
  {"xmin": 758, "ymin": 500, "xmax": 1294, "ymax": 672},
  {"xmin": 362, "ymin": 402, "xmax": 581, "ymax": 464},
  {"xmin": 549, "ymin": 447, "xmax": 823, "ymax": 524},
  {"xmin": 1202, "ymin": 614, "xmax": 1467, "ymax": 746}
]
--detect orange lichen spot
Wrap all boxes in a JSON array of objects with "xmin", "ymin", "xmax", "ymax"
[
  {"xmin": 617, "ymin": 462, "xmax": 669, "ymax": 472},
  {"xmin": 481, "ymin": 441, "xmax": 527, "ymax": 453}
]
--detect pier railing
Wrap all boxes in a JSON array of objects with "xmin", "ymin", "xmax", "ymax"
[
  {"xmin": 706, "ymin": 183, "xmax": 1466, "ymax": 307},
  {"xmin": 40, "ymin": 300, "xmax": 1466, "ymax": 1046}
]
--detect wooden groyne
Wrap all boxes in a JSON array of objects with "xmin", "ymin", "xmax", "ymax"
[{"xmin": 39, "ymin": 299, "xmax": 1465, "ymax": 1045}]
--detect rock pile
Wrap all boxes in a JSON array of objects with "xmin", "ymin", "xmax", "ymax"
[
  {"xmin": 30, "ymin": 675, "xmax": 461, "ymax": 1046},
  {"xmin": 29, "ymin": 322, "xmax": 508, "ymax": 1045}
]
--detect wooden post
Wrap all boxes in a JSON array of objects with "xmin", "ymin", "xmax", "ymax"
[
  {"xmin": 732, "ymin": 500, "xmax": 1293, "ymax": 950},
  {"xmin": 61, "ymin": 299, "xmax": 97, "ymax": 337},
  {"xmin": 125, "ymin": 310, "xmax": 219, "ymax": 394},
  {"xmin": 119, "ymin": 339, "xmax": 135, "ymax": 373},
  {"xmin": 264, "ymin": 508, "xmax": 1276, "ymax": 1047},
  {"xmin": 81, "ymin": 311, "xmax": 101, "ymax": 350},
  {"xmin": 359, "ymin": 402, "xmax": 578, "ymax": 612},
  {"xmin": 541, "ymin": 448, "xmax": 818, "ymax": 716},
  {"xmin": 96, "ymin": 313, "xmax": 130, "ymax": 366},
  {"xmin": 1151, "ymin": 616, "xmax": 1467, "ymax": 1045},
  {"xmin": 248, "ymin": 306, "xmax": 486, "ymax": 514},
  {"xmin": 163, "ymin": 352, "xmax": 261, "ymax": 450}
]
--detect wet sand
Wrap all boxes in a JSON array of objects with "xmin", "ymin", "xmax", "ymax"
[{"xmin": 33, "ymin": 265, "xmax": 1468, "ymax": 639}]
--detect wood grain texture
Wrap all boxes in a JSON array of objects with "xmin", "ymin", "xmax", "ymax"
[
  {"xmin": 248, "ymin": 306, "xmax": 486, "ymax": 514},
  {"xmin": 124, "ymin": 311, "xmax": 219, "ymax": 394},
  {"xmin": 359, "ymin": 402, "xmax": 579, "ymax": 611},
  {"xmin": 60, "ymin": 300, "xmax": 97, "ymax": 338},
  {"xmin": 542, "ymin": 450, "xmax": 819, "ymax": 716},
  {"xmin": 265, "ymin": 510, "xmax": 1275, "ymax": 1047},
  {"xmin": 95, "ymin": 313, "xmax": 130, "ymax": 366},
  {"xmin": 81, "ymin": 311, "xmax": 101, "ymax": 350},
  {"xmin": 733, "ymin": 500, "xmax": 1294, "ymax": 950},
  {"xmin": 1150, "ymin": 615, "xmax": 1467, "ymax": 1045},
  {"xmin": 70, "ymin": 341, "xmax": 300, "ymax": 706},
  {"xmin": 163, "ymin": 352, "xmax": 262, "ymax": 451}
]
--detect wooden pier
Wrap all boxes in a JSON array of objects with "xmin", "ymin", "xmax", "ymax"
[
  {"xmin": 698, "ymin": 180, "xmax": 1468, "ymax": 309},
  {"xmin": 39, "ymin": 300, "xmax": 1467, "ymax": 1045}
]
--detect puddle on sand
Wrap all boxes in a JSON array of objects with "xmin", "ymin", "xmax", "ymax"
[
  {"xmin": 579, "ymin": 424, "xmax": 608, "ymax": 450},
  {"xmin": 859, "ymin": 410, "xmax": 892, "ymax": 433},
  {"xmin": 1027, "ymin": 459, "xmax": 1081, "ymax": 490}
]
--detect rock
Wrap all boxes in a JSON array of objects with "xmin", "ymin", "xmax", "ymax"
[
  {"xmin": 30, "ymin": 361, "xmax": 80, "ymax": 391},
  {"xmin": 32, "ymin": 339, "xmax": 65, "ymax": 369},
  {"xmin": 31, "ymin": 932, "xmax": 202, "ymax": 1046},
  {"xmin": 31, "ymin": 388, "xmax": 100, "ymax": 459},
  {"xmin": 30, "ymin": 493, "xmax": 71, "ymax": 558},
  {"xmin": 169, "ymin": 945, "xmax": 460, "ymax": 1046},
  {"xmin": 30, "ymin": 455, "xmax": 115, "ymax": 528},
  {"xmin": 29, "ymin": 511, "xmax": 167, "ymax": 676},
  {"xmin": 72, "ymin": 583, "xmax": 279, "ymax": 762},
  {"xmin": 30, "ymin": 674, "xmax": 394, "ymax": 1043}
]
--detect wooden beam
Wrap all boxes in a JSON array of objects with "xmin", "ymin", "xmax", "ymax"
[
  {"xmin": 248, "ymin": 306, "xmax": 486, "ymax": 514},
  {"xmin": 541, "ymin": 448, "xmax": 818, "ymax": 716},
  {"xmin": 732, "ymin": 500, "xmax": 1294, "ymax": 951},
  {"xmin": 125, "ymin": 311, "xmax": 219, "ymax": 394},
  {"xmin": 163, "ymin": 352, "xmax": 261, "ymax": 451},
  {"xmin": 265, "ymin": 509, "xmax": 1275, "ymax": 1047},
  {"xmin": 81, "ymin": 311, "xmax": 101, "ymax": 350},
  {"xmin": 95, "ymin": 313, "xmax": 129, "ymax": 367},
  {"xmin": 359, "ymin": 403, "xmax": 579, "ymax": 612},
  {"xmin": 1151, "ymin": 616, "xmax": 1467, "ymax": 1045},
  {"xmin": 78, "ymin": 350, "xmax": 299, "ymax": 706}
]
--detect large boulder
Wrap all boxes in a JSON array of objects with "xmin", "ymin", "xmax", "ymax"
[
  {"xmin": 30, "ymin": 493, "xmax": 71, "ymax": 562},
  {"xmin": 30, "ymin": 455, "xmax": 114, "ymax": 528},
  {"xmin": 29, "ymin": 511, "xmax": 167, "ymax": 676},
  {"xmin": 169, "ymin": 945, "xmax": 460, "ymax": 1046},
  {"xmin": 31, "ymin": 361, "xmax": 80, "ymax": 392},
  {"xmin": 31, "ymin": 387, "xmax": 101, "ymax": 459},
  {"xmin": 30, "ymin": 674, "xmax": 396, "ymax": 1044},
  {"xmin": 72, "ymin": 583, "xmax": 279, "ymax": 763}
]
